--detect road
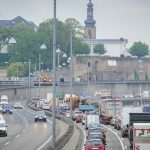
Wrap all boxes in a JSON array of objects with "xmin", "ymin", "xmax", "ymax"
[
  {"xmin": 0, "ymin": 105, "xmax": 52, "ymax": 150},
  {"xmin": 75, "ymin": 122, "xmax": 130, "ymax": 150}
]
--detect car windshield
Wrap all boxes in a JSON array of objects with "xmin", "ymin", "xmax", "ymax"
[
  {"xmin": 3, "ymin": 104, "xmax": 12, "ymax": 108},
  {"xmin": 89, "ymin": 133, "xmax": 102, "ymax": 139},
  {"xmin": 75, "ymin": 111, "xmax": 82, "ymax": 114},
  {"xmin": 87, "ymin": 140, "xmax": 103, "ymax": 146},
  {"xmin": 36, "ymin": 111, "xmax": 45, "ymax": 116},
  {"xmin": 0, "ymin": 123, "xmax": 5, "ymax": 127},
  {"xmin": 15, "ymin": 103, "xmax": 21, "ymax": 106},
  {"xmin": 89, "ymin": 123, "xmax": 102, "ymax": 128}
]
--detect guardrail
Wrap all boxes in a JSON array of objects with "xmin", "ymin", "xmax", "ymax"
[{"xmin": 27, "ymin": 103, "xmax": 76, "ymax": 150}]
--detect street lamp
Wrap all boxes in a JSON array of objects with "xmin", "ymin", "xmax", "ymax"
[
  {"xmin": 87, "ymin": 62, "xmax": 90, "ymax": 97},
  {"xmin": 38, "ymin": 44, "xmax": 47, "ymax": 107},
  {"xmin": 56, "ymin": 46, "xmax": 61, "ymax": 110}
]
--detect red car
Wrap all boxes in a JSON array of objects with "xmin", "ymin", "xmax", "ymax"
[
  {"xmin": 88, "ymin": 128, "xmax": 106, "ymax": 144},
  {"xmin": 85, "ymin": 139, "xmax": 105, "ymax": 150}
]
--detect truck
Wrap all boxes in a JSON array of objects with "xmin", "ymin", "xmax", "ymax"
[
  {"xmin": 85, "ymin": 113, "xmax": 99, "ymax": 130},
  {"xmin": 129, "ymin": 113, "xmax": 150, "ymax": 149},
  {"xmin": 133, "ymin": 123, "xmax": 150, "ymax": 150},
  {"xmin": 0, "ymin": 95, "xmax": 8, "ymax": 105}
]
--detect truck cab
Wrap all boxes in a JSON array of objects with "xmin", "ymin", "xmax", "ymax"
[
  {"xmin": 0, "ymin": 95, "xmax": 8, "ymax": 105},
  {"xmin": 2, "ymin": 103, "xmax": 13, "ymax": 114},
  {"xmin": 0, "ymin": 120, "xmax": 7, "ymax": 136}
]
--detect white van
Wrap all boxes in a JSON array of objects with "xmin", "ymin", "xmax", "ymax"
[
  {"xmin": 0, "ymin": 95, "xmax": 8, "ymax": 105},
  {"xmin": 0, "ymin": 120, "xmax": 7, "ymax": 136}
]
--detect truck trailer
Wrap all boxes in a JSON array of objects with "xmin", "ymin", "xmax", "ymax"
[{"xmin": 129, "ymin": 113, "xmax": 150, "ymax": 149}]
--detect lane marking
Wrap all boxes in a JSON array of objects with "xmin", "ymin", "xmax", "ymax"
[
  {"xmin": 125, "ymin": 145, "xmax": 127, "ymax": 149},
  {"xmin": 23, "ymin": 129, "xmax": 26, "ymax": 132},
  {"xmin": 121, "ymin": 137, "xmax": 123, "ymax": 141},
  {"xmin": 16, "ymin": 134, "xmax": 20, "ymax": 138},
  {"xmin": 104, "ymin": 125, "xmax": 125, "ymax": 150},
  {"xmin": 4, "ymin": 142, "xmax": 10, "ymax": 146},
  {"xmin": 23, "ymin": 106, "xmax": 53, "ymax": 150},
  {"xmin": 75, "ymin": 124, "xmax": 86, "ymax": 150}
]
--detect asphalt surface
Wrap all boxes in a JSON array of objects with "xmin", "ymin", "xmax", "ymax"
[
  {"xmin": 74, "ymin": 122, "xmax": 130, "ymax": 150},
  {"xmin": 0, "ymin": 105, "xmax": 52, "ymax": 150}
]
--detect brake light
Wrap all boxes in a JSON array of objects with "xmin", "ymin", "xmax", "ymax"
[{"xmin": 99, "ymin": 145, "xmax": 105, "ymax": 150}]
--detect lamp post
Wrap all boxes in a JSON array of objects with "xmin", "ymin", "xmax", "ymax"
[
  {"xmin": 52, "ymin": 0, "xmax": 57, "ymax": 148},
  {"xmin": 28, "ymin": 59, "xmax": 31, "ymax": 103},
  {"xmin": 87, "ymin": 62, "xmax": 90, "ymax": 97},
  {"xmin": 38, "ymin": 44, "xmax": 47, "ymax": 107},
  {"xmin": 56, "ymin": 46, "xmax": 61, "ymax": 110}
]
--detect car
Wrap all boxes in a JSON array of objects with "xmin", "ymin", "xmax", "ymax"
[
  {"xmin": 65, "ymin": 111, "xmax": 71, "ymax": 118},
  {"xmin": 75, "ymin": 115, "xmax": 82, "ymax": 123},
  {"xmin": 2, "ymin": 103, "xmax": 13, "ymax": 114},
  {"xmin": 0, "ymin": 104, "xmax": 2, "ymax": 112},
  {"xmin": 87, "ymin": 132, "xmax": 106, "ymax": 145},
  {"xmin": 88, "ymin": 127, "xmax": 106, "ymax": 144},
  {"xmin": 14, "ymin": 102, "xmax": 23, "ymax": 109},
  {"xmin": 35, "ymin": 111, "xmax": 46, "ymax": 122},
  {"xmin": 114, "ymin": 118, "xmax": 122, "ymax": 130},
  {"xmin": 0, "ymin": 114, "xmax": 4, "ymax": 120},
  {"xmin": 0, "ymin": 120, "xmax": 7, "ymax": 137},
  {"xmin": 82, "ymin": 114, "xmax": 86, "ymax": 125},
  {"xmin": 72, "ymin": 110, "xmax": 83, "ymax": 121},
  {"xmin": 110, "ymin": 116, "xmax": 118, "ymax": 126},
  {"xmin": 121, "ymin": 124, "xmax": 129, "ymax": 137},
  {"xmin": 84, "ymin": 139, "xmax": 105, "ymax": 150}
]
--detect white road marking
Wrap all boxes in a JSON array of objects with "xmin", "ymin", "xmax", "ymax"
[
  {"xmin": 23, "ymin": 129, "xmax": 26, "ymax": 132},
  {"xmin": 16, "ymin": 134, "xmax": 20, "ymax": 138},
  {"xmin": 75, "ymin": 124, "xmax": 86, "ymax": 150},
  {"xmin": 125, "ymin": 145, "xmax": 127, "ymax": 149},
  {"xmin": 4, "ymin": 142, "xmax": 10, "ymax": 146},
  {"xmin": 23, "ymin": 106, "xmax": 53, "ymax": 150},
  {"xmin": 121, "ymin": 137, "xmax": 123, "ymax": 141}
]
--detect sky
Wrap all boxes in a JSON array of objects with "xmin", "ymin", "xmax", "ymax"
[{"xmin": 0, "ymin": 0, "xmax": 150, "ymax": 48}]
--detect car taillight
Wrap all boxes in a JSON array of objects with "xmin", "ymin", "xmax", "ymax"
[{"xmin": 99, "ymin": 145, "xmax": 105, "ymax": 150}]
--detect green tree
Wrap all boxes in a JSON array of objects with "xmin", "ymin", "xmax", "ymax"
[
  {"xmin": 129, "ymin": 41, "xmax": 149, "ymax": 57},
  {"xmin": 74, "ymin": 39, "xmax": 90, "ymax": 54},
  {"xmin": 94, "ymin": 44, "xmax": 107, "ymax": 55},
  {"xmin": 7, "ymin": 62, "xmax": 26, "ymax": 78}
]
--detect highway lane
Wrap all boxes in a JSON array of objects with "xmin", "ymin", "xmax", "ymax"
[
  {"xmin": 105, "ymin": 124, "xmax": 130, "ymax": 150},
  {"xmin": 0, "ymin": 105, "xmax": 52, "ymax": 150},
  {"xmin": 76, "ymin": 122, "xmax": 125, "ymax": 150}
]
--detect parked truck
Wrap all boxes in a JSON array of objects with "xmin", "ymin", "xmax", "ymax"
[{"xmin": 129, "ymin": 113, "xmax": 150, "ymax": 149}]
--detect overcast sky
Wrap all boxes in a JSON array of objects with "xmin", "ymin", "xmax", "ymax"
[{"xmin": 0, "ymin": 0, "xmax": 150, "ymax": 48}]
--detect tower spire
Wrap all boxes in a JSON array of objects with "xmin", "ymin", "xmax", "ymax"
[
  {"xmin": 84, "ymin": 0, "xmax": 96, "ymax": 27},
  {"xmin": 84, "ymin": 0, "xmax": 96, "ymax": 39}
]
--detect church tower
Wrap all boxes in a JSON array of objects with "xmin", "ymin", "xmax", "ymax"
[{"xmin": 84, "ymin": 0, "xmax": 96, "ymax": 39}]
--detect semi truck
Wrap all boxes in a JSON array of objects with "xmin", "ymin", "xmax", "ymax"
[
  {"xmin": 129, "ymin": 113, "xmax": 150, "ymax": 149},
  {"xmin": 133, "ymin": 123, "xmax": 150, "ymax": 150}
]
